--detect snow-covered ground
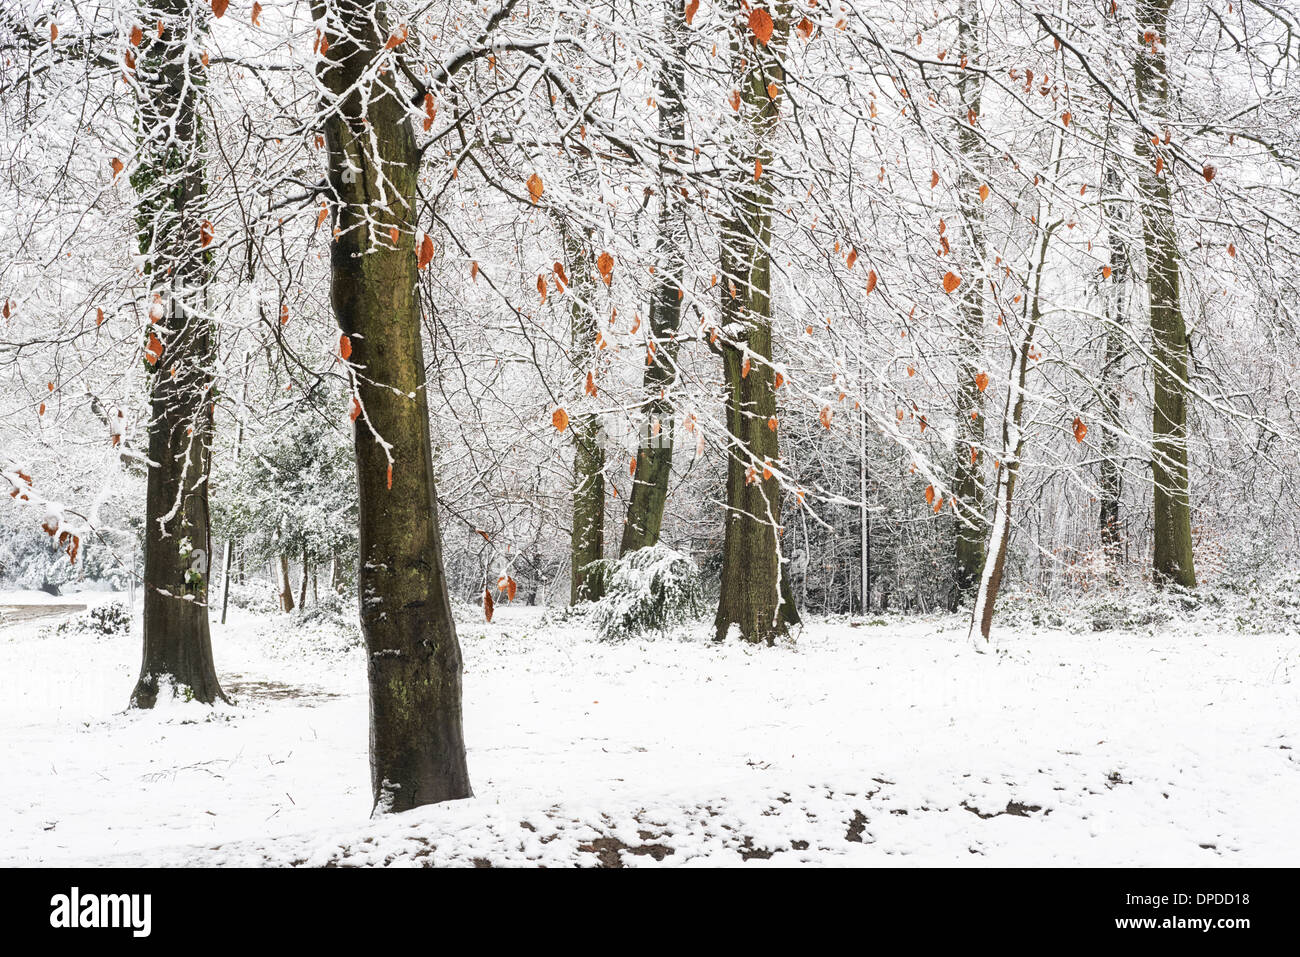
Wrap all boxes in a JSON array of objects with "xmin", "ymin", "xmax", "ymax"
[{"xmin": 1, "ymin": 594, "xmax": 1296, "ymax": 867}]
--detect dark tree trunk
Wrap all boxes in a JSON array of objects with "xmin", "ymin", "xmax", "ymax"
[
  {"xmin": 130, "ymin": 1, "xmax": 225, "ymax": 709},
  {"xmin": 1135, "ymin": 0, "xmax": 1196, "ymax": 588},
  {"xmin": 714, "ymin": 3, "xmax": 799, "ymax": 644},
  {"xmin": 298, "ymin": 547, "xmax": 309, "ymax": 611},
  {"xmin": 952, "ymin": 3, "xmax": 987, "ymax": 599},
  {"xmin": 1099, "ymin": 154, "xmax": 1128, "ymax": 578},
  {"xmin": 317, "ymin": 0, "xmax": 471, "ymax": 812},
  {"xmin": 277, "ymin": 553, "xmax": 294, "ymax": 613},
  {"xmin": 620, "ymin": 11, "xmax": 688, "ymax": 557},
  {"xmin": 564, "ymin": 232, "xmax": 606, "ymax": 604}
]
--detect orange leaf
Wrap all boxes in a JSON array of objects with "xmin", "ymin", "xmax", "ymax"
[
  {"xmin": 585, "ymin": 371, "xmax": 597, "ymax": 397},
  {"xmin": 942, "ymin": 271, "xmax": 962, "ymax": 293},
  {"xmin": 200, "ymin": 220, "xmax": 215, "ymax": 247},
  {"xmin": 280, "ymin": 303, "xmax": 289, "ymax": 325},
  {"xmin": 506, "ymin": 576, "xmax": 517, "ymax": 601},
  {"xmin": 866, "ymin": 270, "xmax": 878, "ymax": 294},
  {"xmin": 629, "ymin": 457, "xmax": 637, "ymax": 476},
  {"xmin": 1202, "ymin": 164, "xmax": 1216, "ymax": 183},
  {"xmin": 754, "ymin": 159, "xmax": 763, "ymax": 181},
  {"xmin": 526, "ymin": 172, "xmax": 544, "ymax": 204},
  {"xmin": 741, "ymin": 357, "xmax": 751, "ymax": 378},
  {"xmin": 796, "ymin": 17, "xmax": 815, "ymax": 40},
  {"xmin": 925, "ymin": 485, "xmax": 936, "ymax": 505},
  {"xmin": 339, "ymin": 334, "xmax": 352, "ymax": 360},
  {"xmin": 315, "ymin": 204, "xmax": 328, "ymax": 229},
  {"xmin": 774, "ymin": 372, "xmax": 785, "ymax": 389},
  {"xmin": 251, "ymin": 2, "xmax": 262, "ymax": 26},
  {"xmin": 471, "ymin": 261, "xmax": 480, "ymax": 281},
  {"xmin": 110, "ymin": 157, "xmax": 124, "ymax": 180},
  {"xmin": 554, "ymin": 261, "xmax": 569, "ymax": 287},
  {"xmin": 975, "ymin": 371, "xmax": 989, "ymax": 392},
  {"xmin": 748, "ymin": 8, "xmax": 774, "ymax": 45},
  {"xmin": 597, "ymin": 251, "xmax": 614, "ymax": 286},
  {"xmin": 483, "ymin": 588, "xmax": 494, "ymax": 623},
  {"xmin": 552, "ymin": 407, "xmax": 569, "ymax": 432},
  {"xmin": 1227, "ymin": 243, "xmax": 1236, "ymax": 258},
  {"xmin": 1102, "ymin": 265, "xmax": 1112, "ymax": 279},
  {"xmin": 819, "ymin": 406, "xmax": 833, "ymax": 429},
  {"xmin": 385, "ymin": 24, "xmax": 408, "ymax": 50},
  {"xmin": 387, "ymin": 464, "xmax": 393, "ymax": 489},
  {"xmin": 1072, "ymin": 417, "xmax": 1088, "ymax": 443},
  {"xmin": 684, "ymin": 0, "xmax": 700, "ymax": 25},
  {"xmin": 729, "ymin": 90, "xmax": 741, "ymax": 111},
  {"xmin": 130, "ymin": 24, "xmax": 143, "ymax": 46},
  {"xmin": 211, "ymin": 0, "xmax": 228, "ymax": 18},
  {"xmin": 846, "ymin": 249, "xmax": 857, "ymax": 269},
  {"xmin": 1061, "ymin": 111, "xmax": 1071, "ymax": 127},
  {"xmin": 350, "ymin": 397, "xmax": 361, "ymax": 422},
  {"xmin": 144, "ymin": 333, "xmax": 164, "ymax": 365},
  {"xmin": 418, "ymin": 233, "xmax": 434, "ymax": 269},
  {"xmin": 931, "ymin": 170, "xmax": 940, "ymax": 188},
  {"xmin": 979, "ymin": 183, "xmax": 990, "ymax": 203},
  {"xmin": 537, "ymin": 275, "xmax": 548, "ymax": 304},
  {"xmin": 768, "ymin": 416, "xmax": 778, "ymax": 431},
  {"xmin": 96, "ymin": 308, "xmax": 105, "ymax": 326}
]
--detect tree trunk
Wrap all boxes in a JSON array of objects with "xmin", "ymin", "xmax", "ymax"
[
  {"xmin": 297, "ymin": 546, "xmax": 309, "ymax": 611},
  {"xmin": 1135, "ymin": 0, "xmax": 1196, "ymax": 588},
  {"xmin": 714, "ymin": 3, "xmax": 800, "ymax": 644},
  {"xmin": 130, "ymin": 2, "xmax": 225, "ymax": 709},
  {"xmin": 277, "ymin": 553, "xmax": 294, "ymax": 613},
  {"xmin": 973, "ymin": 223, "xmax": 1055, "ymax": 644},
  {"xmin": 620, "ymin": 11, "xmax": 688, "ymax": 557},
  {"xmin": 1099, "ymin": 153, "xmax": 1128, "ymax": 578},
  {"xmin": 564, "ymin": 231, "xmax": 606, "ymax": 604},
  {"xmin": 953, "ymin": 3, "xmax": 987, "ymax": 600},
  {"xmin": 317, "ymin": 0, "xmax": 471, "ymax": 812}
]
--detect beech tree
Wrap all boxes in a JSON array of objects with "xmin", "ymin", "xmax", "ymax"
[
  {"xmin": 315, "ymin": 0, "xmax": 471, "ymax": 811},
  {"xmin": 1134, "ymin": 0, "xmax": 1196, "ymax": 588},
  {"xmin": 713, "ymin": 3, "xmax": 800, "ymax": 643}
]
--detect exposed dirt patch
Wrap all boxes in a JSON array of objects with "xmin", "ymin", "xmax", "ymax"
[{"xmin": 577, "ymin": 836, "xmax": 675, "ymax": 867}]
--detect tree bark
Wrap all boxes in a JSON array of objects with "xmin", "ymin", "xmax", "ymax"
[
  {"xmin": 317, "ymin": 0, "xmax": 471, "ymax": 812},
  {"xmin": 277, "ymin": 553, "xmax": 294, "ymax": 613},
  {"xmin": 1099, "ymin": 154, "xmax": 1128, "ymax": 578},
  {"xmin": 973, "ymin": 223, "xmax": 1055, "ymax": 643},
  {"xmin": 298, "ymin": 546, "xmax": 309, "ymax": 611},
  {"xmin": 952, "ymin": 3, "xmax": 987, "ymax": 600},
  {"xmin": 620, "ymin": 11, "xmax": 688, "ymax": 557},
  {"xmin": 714, "ymin": 2, "xmax": 800, "ymax": 644},
  {"xmin": 564, "ymin": 231, "xmax": 606, "ymax": 603},
  {"xmin": 1135, "ymin": 0, "xmax": 1196, "ymax": 588},
  {"xmin": 130, "ymin": 1, "xmax": 225, "ymax": 709}
]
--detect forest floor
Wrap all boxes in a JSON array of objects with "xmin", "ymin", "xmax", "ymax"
[{"xmin": 2, "ymin": 592, "xmax": 1296, "ymax": 867}]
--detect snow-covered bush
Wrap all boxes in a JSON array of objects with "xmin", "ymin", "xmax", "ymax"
[
  {"xmin": 295, "ymin": 589, "xmax": 356, "ymax": 630},
  {"xmin": 586, "ymin": 546, "xmax": 704, "ymax": 641},
  {"xmin": 55, "ymin": 601, "xmax": 131, "ymax": 638},
  {"xmin": 226, "ymin": 578, "xmax": 281, "ymax": 615}
]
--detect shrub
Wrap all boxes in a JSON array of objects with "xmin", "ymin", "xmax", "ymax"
[
  {"xmin": 587, "ymin": 545, "xmax": 704, "ymax": 641},
  {"xmin": 56, "ymin": 601, "xmax": 131, "ymax": 638}
]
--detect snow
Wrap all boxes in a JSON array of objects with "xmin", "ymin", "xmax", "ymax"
[{"xmin": 1, "ymin": 595, "xmax": 1296, "ymax": 867}]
